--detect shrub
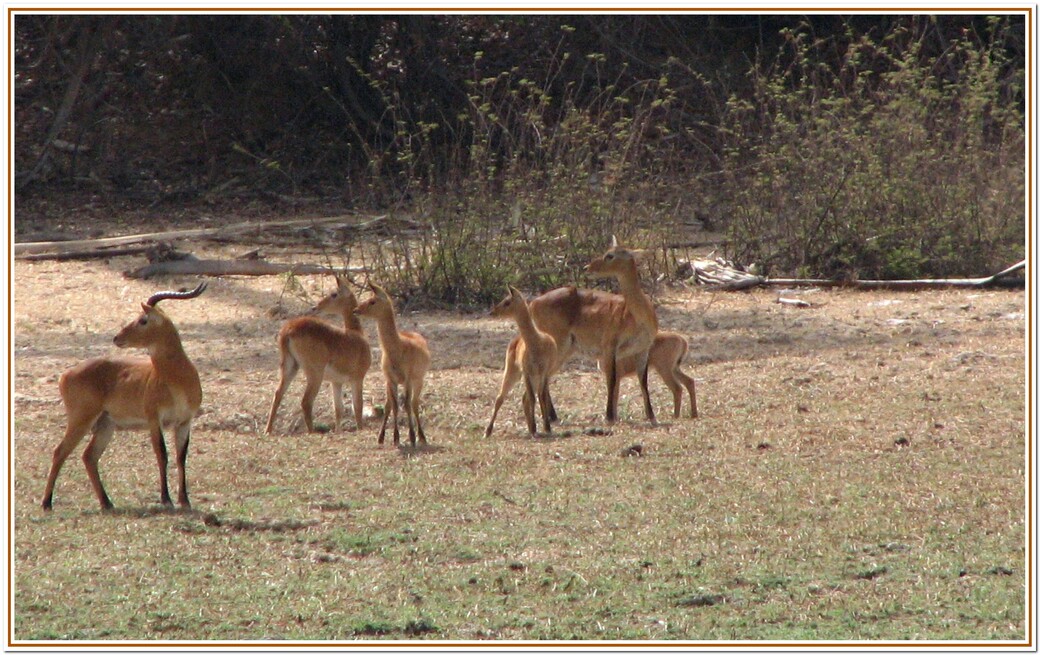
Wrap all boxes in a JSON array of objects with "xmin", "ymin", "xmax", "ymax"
[
  {"xmin": 358, "ymin": 33, "xmax": 685, "ymax": 307},
  {"xmin": 716, "ymin": 17, "xmax": 1024, "ymax": 279}
]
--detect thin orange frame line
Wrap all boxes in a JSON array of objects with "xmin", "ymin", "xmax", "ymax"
[{"xmin": 6, "ymin": 6, "xmax": 1031, "ymax": 652}]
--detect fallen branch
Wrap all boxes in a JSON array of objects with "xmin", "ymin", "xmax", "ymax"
[
  {"xmin": 125, "ymin": 257, "xmax": 365, "ymax": 280},
  {"xmin": 20, "ymin": 244, "xmax": 162, "ymax": 262},
  {"xmin": 688, "ymin": 259, "xmax": 1025, "ymax": 291},
  {"xmin": 14, "ymin": 213, "xmax": 396, "ymax": 257},
  {"xmin": 688, "ymin": 258, "xmax": 764, "ymax": 289}
]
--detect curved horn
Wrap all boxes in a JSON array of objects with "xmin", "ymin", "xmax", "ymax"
[{"xmin": 146, "ymin": 281, "xmax": 208, "ymax": 307}]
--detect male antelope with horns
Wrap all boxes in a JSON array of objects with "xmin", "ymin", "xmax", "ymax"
[{"xmin": 42, "ymin": 282, "xmax": 207, "ymax": 511}]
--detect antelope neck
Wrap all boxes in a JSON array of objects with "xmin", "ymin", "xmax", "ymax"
[
  {"xmin": 341, "ymin": 309, "xmax": 363, "ymax": 332},
  {"xmin": 148, "ymin": 335, "xmax": 200, "ymax": 386},
  {"xmin": 613, "ymin": 264, "xmax": 643, "ymax": 295},
  {"xmin": 615, "ymin": 269, "xmax": 658, "ymax": 329},
  {"xmin": 512, "ymin": 305, "xmax": 541, "ymax": 341},
  {"xmin": 148, "ymin": 330, "xmax": 190, "ymax": 362},
  {"xmin": 373, "ymin": 310, "xmax": 403, "ymax": 348}
]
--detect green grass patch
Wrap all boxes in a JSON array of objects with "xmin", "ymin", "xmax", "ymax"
[{"xmin": 12, "ymin": 270, "xmax": 1027, "ymax": 643}]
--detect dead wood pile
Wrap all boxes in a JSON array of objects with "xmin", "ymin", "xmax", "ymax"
[{"xmin": 682, "ymin": 258, "xmax": 1025, "ymax": 291}]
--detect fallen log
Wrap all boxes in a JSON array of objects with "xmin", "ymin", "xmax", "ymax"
[
  {"xmin": 21, "ymin": 244, "xmax": 162, "ymax": 262},
  {"xmin": 776, "ymin": 297, "xmax": 812, "ymax": 308},
  {"xmin": 14, "ymin": 213, "xmax": 392, "ymax": 257},
  {"xmin": 688, "ymin": 258, "xmax": 764, "ymax": 288},
  {"xmin": 125, "ymin": 257, "xmax": 365, "ymax": 280},
  {"xmin": 759, "ymin": 276, "xmax": 1025, "ymax": 290},
  {"xmin": 690, "ymin": 259, "xmax": 1025, "ymax": 291}
]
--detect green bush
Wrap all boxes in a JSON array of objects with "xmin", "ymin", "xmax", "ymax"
[
  {"xmin": 716, "ymin": 17, "xmax": 1024, "ymax": 279},
  {"xmin": 347, "ymin": 18, "xmax": 1024, "ymax": 303},
  {"xmin": 358, "ymin": 36, "xmax": 684, "ymax": 307}
]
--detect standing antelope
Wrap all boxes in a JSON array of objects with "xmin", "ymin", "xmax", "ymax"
[
  {"xmin": 266, "ymin": 275, "xmax": 371, "ymax": 434},
  {"xmin": 485, "ymin": 286, "xmax": 558, "ymax": 437},
  {"xmin": 42, "ymin": 282, "xmax": 207, "ymax": 511},
  {"xmin": 488, "ymin": 328, "xmax": 697, "ymax": 433},
  {"xmin": 584, "ymin": 238, "xmax": 658, "ymax": 424},
  {"xmin": 615, "ymin": 331, "xmax": 698, "ymax": 419},
  {"xmin": 527, "ymin": 237, "xmax": 658, "ymax": 425},
  {"xmin": 354, "ymin": 284, "xmax": 430, "ymax": 446}
]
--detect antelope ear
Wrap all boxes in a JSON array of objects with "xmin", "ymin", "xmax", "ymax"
[
  {"xmin": 335, "ymin": 274, "xmax": 348, "ymax": 289},
  {"xmin": 370, "ymin": 283, "xmax": 389, "ymax": 299},
  {"xmin": 140, "ymin": 303, "xmax": 164, "ymax": 323},
  {"xmin": 610, "ymin": 234, "xmax": 619, "ymax": 248},
  {"xmin": 508, "ymin": 285, "xmax": 522, "ymax": 297}
]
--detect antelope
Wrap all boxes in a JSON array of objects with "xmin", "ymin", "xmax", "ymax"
[
  {"xmin": 527, "ymin": 237, "xmax": 658, "ymax": 425},
  {"xmin": 615, "ymin": 330, "xmax": 698, "ymax": 419},
  {"xmin": 41, "ymin": 282, "xmax": 207, "ymax": 511},
  {"xmin": 485, "ymin": 286, "xmax": 558, "ymax": 437},
  {"xmin": 501, "ymin": 327, "xmax": 697, "ymax": 426},
  {"xmin": 354, "ymin": 283, "xmax": 430, "ymax": 446},
  {"xmin": 265, "ymin": 275, "xmax": 371, "ymax": 434}
]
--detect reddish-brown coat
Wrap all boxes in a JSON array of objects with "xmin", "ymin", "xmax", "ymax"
[
  {"xmin": 43, "ymin": 283, "xmax": 206, "ymax": 511},
  {"xmin": 266, "ymin": 276, "xmax": 371, "ymax": 434},
  {"xmin": 354, "ymin": 284, "xmax": 430, "ymax": 446}
]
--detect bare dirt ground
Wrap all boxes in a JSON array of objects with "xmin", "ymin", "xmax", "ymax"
[
  {"xmin": 13, "ymin": 236, "xmax": 1027, "ymax": 442},
  {"xmin": 10, "ymin": 221, "xmax": 1030, "ymax": 641}
]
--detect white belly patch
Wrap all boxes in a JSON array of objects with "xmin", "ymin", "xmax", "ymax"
[{"xmin": 323, "ymin": 365, "xmax": 353, "ymax": 384}]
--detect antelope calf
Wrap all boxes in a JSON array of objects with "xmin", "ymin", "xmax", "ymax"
[
  {"xmin": 42, "ymin": 282, "xmax": 207, "ymax": 511},
  {"xmin": 616, "ymin": 330, "xmax": 698, "ymax": 419},
  {"xmin": 354, "ymin": 284, "xmax": 430, "ymax": 446},
  {"xmin": 485, "ymin": 286, "xmax": 558, "ymax": 437},
  {"xmin": 266, "ymin": 275, "xmax": 371, "ymax": 434}
]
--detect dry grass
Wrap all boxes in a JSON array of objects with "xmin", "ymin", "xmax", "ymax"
[{"xmin": 10, "ymin": 237, "xmax": 1028, "ymax": 643}]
